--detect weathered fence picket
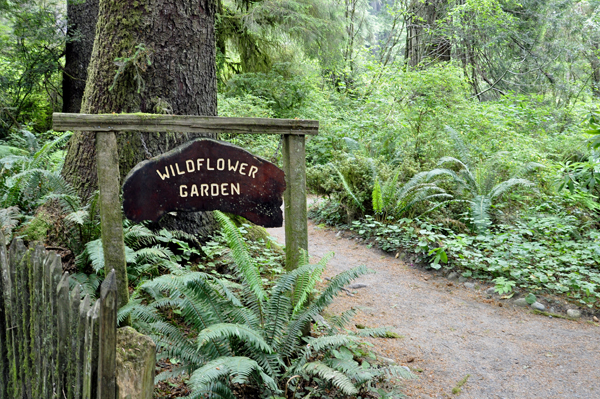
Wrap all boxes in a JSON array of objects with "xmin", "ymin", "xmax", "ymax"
[{"xmin": 0, "ymin": 232, "xmax": 118, "ymax": 399}]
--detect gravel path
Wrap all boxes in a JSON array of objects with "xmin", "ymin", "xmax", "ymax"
[{"xmin": 268, "ymin": 221, "xmax": 600, "ymax": 399}]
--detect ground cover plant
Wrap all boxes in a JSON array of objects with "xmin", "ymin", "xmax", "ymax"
[{"xmin": 119, "ymin": 211, "xmax": 412, "ymax": 398}]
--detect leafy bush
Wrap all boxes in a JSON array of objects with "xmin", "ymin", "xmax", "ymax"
[
  {"xmin": 120, "ymin": 211, "xmax": 411, "ymax": 398},
  {"xmin": 402, "ymin": 155, "xmax": 538, "ymax": 232},
  {"xmin": 0, "ymin": 131, "xmax": 71, "ymax": 212},
  {"xmin": 221, "ymin": 63, "xmax": 313, "ymax": 118},
  {"xmin": 347, "ymin": 210, "xmax": 600, "ymax": 308},
  {"xmin": 307, "ymin": 151, "xmax": 394, "ymax": 222}
]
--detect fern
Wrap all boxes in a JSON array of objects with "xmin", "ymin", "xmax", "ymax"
[
  {"xmin": 372, "ymin": 179, "xmax": 383, "ymax": 213},
  {"xmin": 197, "ymin": 323, "xmax": 273, "ymax": 354},
  {"xmin": 303, "ymin": 362, "xmax": 358, "ymax": 395},
  {"xmin": 291, "ymin": 251, "xmax": 333, "ymax": 316},
  {"xmin": 333, "ymin": 164, "xmax": 365, "ymax": 211},
  {"xmin": 214, "ymin": 211, "xmax": 266, "ymax": 308},
  {"xmin": 396, "ymin": 154, "xmax": 537, "ymax": 232},
  {"xmin": 125, "ymin": 223, "xmax": 410, "ymax": 398}
]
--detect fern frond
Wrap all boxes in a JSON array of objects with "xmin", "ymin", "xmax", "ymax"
[
  {"xmin": 382, "ymin": 170, "xmax": 400, "ymax": 210},
  {"xmin": 303, "ymin": 361, "xmax": 358, "ymax": 395},
  {"xmin": 85, "ymin": 239, "xmax": 104, "ymax": 272},
  {"xmin": 385, "ymin": 365, "xmax": 416, "ymax": 380},
  {"xmin": 187, "ymin": 381, "xmax": 237, "ymax": 399},
  {"xmin": 70, "ymin": 273, "xmax": 100, "ymax": 299},
  {"xmin": 30, "ymin": 131, "xmax": 72, "ymax": 169},
  {"xmin": 328, "ymin": 307, "xmax": 358, "ymax": 331},
  {"xmin": 327, "ymin": 358, "xmax": 378, "ymax": 386},
  {"xmin": 469, "ymin": 195, "xmax": 492, "ymax": 233},
  {"xmin": 64, "ymin": 209, "xmax": 88, "ymax": 226},
  {"xmin": 353, "ymin": 327, "xmax": 398, "ymax": 337},
  {"xmin": 0, "ymin": 206, "xmax": 21, "ymax": 241},
  {"xmin": 372, "ymin": 179, "xmax": 383, "ymax": 213},
  {"xmin": 123, "ymin": 224, "xmax": 157, "ymax": 248},
  {"xmin": 489, "ymin": 178, "xmax": 535, "ymax": 199},
  {"xmin": 292, "ymin": 251, "xmax": 333, "ymax": 316},
  {"xmin": 302, "ymin": 335, "xmax": 360, "ymax": 358},
  {"xmin": 280, "ymin": 265, "xmax": 372, "ymax": 357},
  {"xmin": 197, "ymin": 323, "xmax": 273, "ymax": 354},
  {"xmin": 189, "ymin": 356, "xmax": 278, "ymax": 393},
  {"xmin": 117, "ymin": 296, "xmax": 160, "ymax": 326},
  {"xmin": 149, "ymin": 321, "xmax": 204, "ymax": 366},
  {"xmin": 332, "ymin": 164, "xmax": 365, "ymax": 211},
  {"xmin": 214, "ymin": 211, "xmax": 266, "ymax": 307}
]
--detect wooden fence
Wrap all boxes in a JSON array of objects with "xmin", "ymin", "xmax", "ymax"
[{"xmin": 0, "ymin": 233, "xmax": 117, "ymax": 399}]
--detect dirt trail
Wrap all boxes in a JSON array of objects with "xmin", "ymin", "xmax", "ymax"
[{"xmin": 268, "ymin": 220, "xmax": 600, "ymax": 399}]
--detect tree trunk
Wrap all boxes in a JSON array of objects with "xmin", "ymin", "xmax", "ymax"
[
  {"xmin": 590, "ymin": 43, "xmax": 600, "ymax": 98},
  {"xmin": 62, "ymin": 0, "xmax": 218, "ymax": 237},
  {"xmin": 405, "ymin": 0, "xmax": 449, "ymax": 67},
  {"xmin": 63, "ymin": 0, "xmax": 99, "ymax": 113}
]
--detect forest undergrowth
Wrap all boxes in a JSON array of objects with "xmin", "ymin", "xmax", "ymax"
[{"xmin": 3, "ymin": 0, "xmax": 600, "ymax": 396}]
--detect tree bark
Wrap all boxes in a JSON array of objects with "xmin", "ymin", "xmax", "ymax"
[
  {"xmin": 63, "ymin": 0, "xmax": 99, "ymax": 113},
  {"xmin": 62, "ymin": 0, "xmax": 218, "ymax": 237},
  {"xmin": 405, "ymin": 0, "xmax": 450, "ymax": 67},
  {"xmin": 590, "ymin": 43, "xmax": 600, "ymax": 98}
]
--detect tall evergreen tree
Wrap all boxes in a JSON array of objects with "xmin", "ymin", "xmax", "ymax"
[{"xmin": 62, "ymin": 0, "xmax": 218, "ymax": 237}]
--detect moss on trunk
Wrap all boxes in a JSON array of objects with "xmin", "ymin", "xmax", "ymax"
[{"xmin": 62, "ymin": 0, "xmax": 219, "ymax": 237}]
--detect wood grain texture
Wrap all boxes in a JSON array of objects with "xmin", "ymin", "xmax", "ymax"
[
  {"xmin": 52, "ymin": 113, "xmax": 319, "ymax": 135},
  {"xmin": 56, "ymin": 272, "xmax": 71, "ymax": 396},
  {"xmin": 283, "ymin": 135, "xmax": 308, "ymax": 271},
  {"xmin": 97, "ymin": 270, "xmax": 117, "ymax": 399},
  {"xmin": 0, "ymin": 232, "xmax": 8, "ymax": 398},
  {"xmin": 96, "ymin": 132, "xmax": 129, "ymax": 309}
]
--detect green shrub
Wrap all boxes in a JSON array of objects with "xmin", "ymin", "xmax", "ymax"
[
  {"xmin": 307, "ymin": 152, "xmax": 394, "ymax": 222},
  {"xmin": 120, "ymin": 211, "xmax": 412, "ymax": 398}
]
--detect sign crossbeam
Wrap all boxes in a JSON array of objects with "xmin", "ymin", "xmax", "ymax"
[
  {"xmin": 52, "ymin": 112, "xmax": 316, "ymax": 286},
  {"xmin": 53, "ymin": 113, "xmax": 319, "ymax": 135}
]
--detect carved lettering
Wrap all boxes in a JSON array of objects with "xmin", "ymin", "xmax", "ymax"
[
  {"xmin": 228, "ymin": 160, "xmax": 239, "ymax": 172},
  {"xmin": 157, "ymin": 167, "xmax": 170, "ymax": 180},
  {"xmin": 249, "ymin": 165, "xmax": 258, "ymax": 178},
  {"xmin": 186, "ymin": 159, "xmax": 195, "ymax": 173},
  {"xmin": 123, "ymin": 139, "xmax": 285, "ymax": 227}
]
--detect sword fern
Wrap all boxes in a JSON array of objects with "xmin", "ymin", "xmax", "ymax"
[{"xmin": 122, "ymin": 211, "xmax": 410, "ymax": 398}]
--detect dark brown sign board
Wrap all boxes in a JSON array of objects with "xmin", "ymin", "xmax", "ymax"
[{"xmin": 122, "ymin": 139, "xmax": 286, "ymax": 227}]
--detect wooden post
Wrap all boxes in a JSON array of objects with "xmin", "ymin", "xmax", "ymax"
[
  {"xmin": 69, "ymin": 284, "xmax": 81, "ymax": 399},
  {"xmin": 82, "ymin": 300, "xmax": 100, "ymax": 399},
  {"xmin": 97, "ymin": 270, "xmax": 117, "ymax": 399},
  {"xmin": 30, "ymin": 245, "xmax": 44, "ymax": 398},
  {"xmin": 56, "ymin": 272, "xmax": 71, "ymax": 396},
  {"xmin": 95, "ymin": 132, "xmax": 129, "ymax": 309},
  {"xmin": 8, "ymin": 240, "xmax": 26, "ymax": 398},
  {"xmin": 0, "ymin": 232, "xmax": 8, "ymax": 398},
  {"xmin": 76, "ymin": 295, "xmax": 91, "ymax": 399},
  {"xmin": 282, "ymin": 134, "xmax": 308, "ymax": 270}
]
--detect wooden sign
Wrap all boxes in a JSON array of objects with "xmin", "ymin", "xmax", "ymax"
[{"xmin": 122, "ymin": 139, "xmax": 286, "ymax": 227}]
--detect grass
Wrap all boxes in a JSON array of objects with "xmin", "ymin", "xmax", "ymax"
[{"xmin": 451, "ymin": 374, "xmax": 470, "ymax": 395}]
